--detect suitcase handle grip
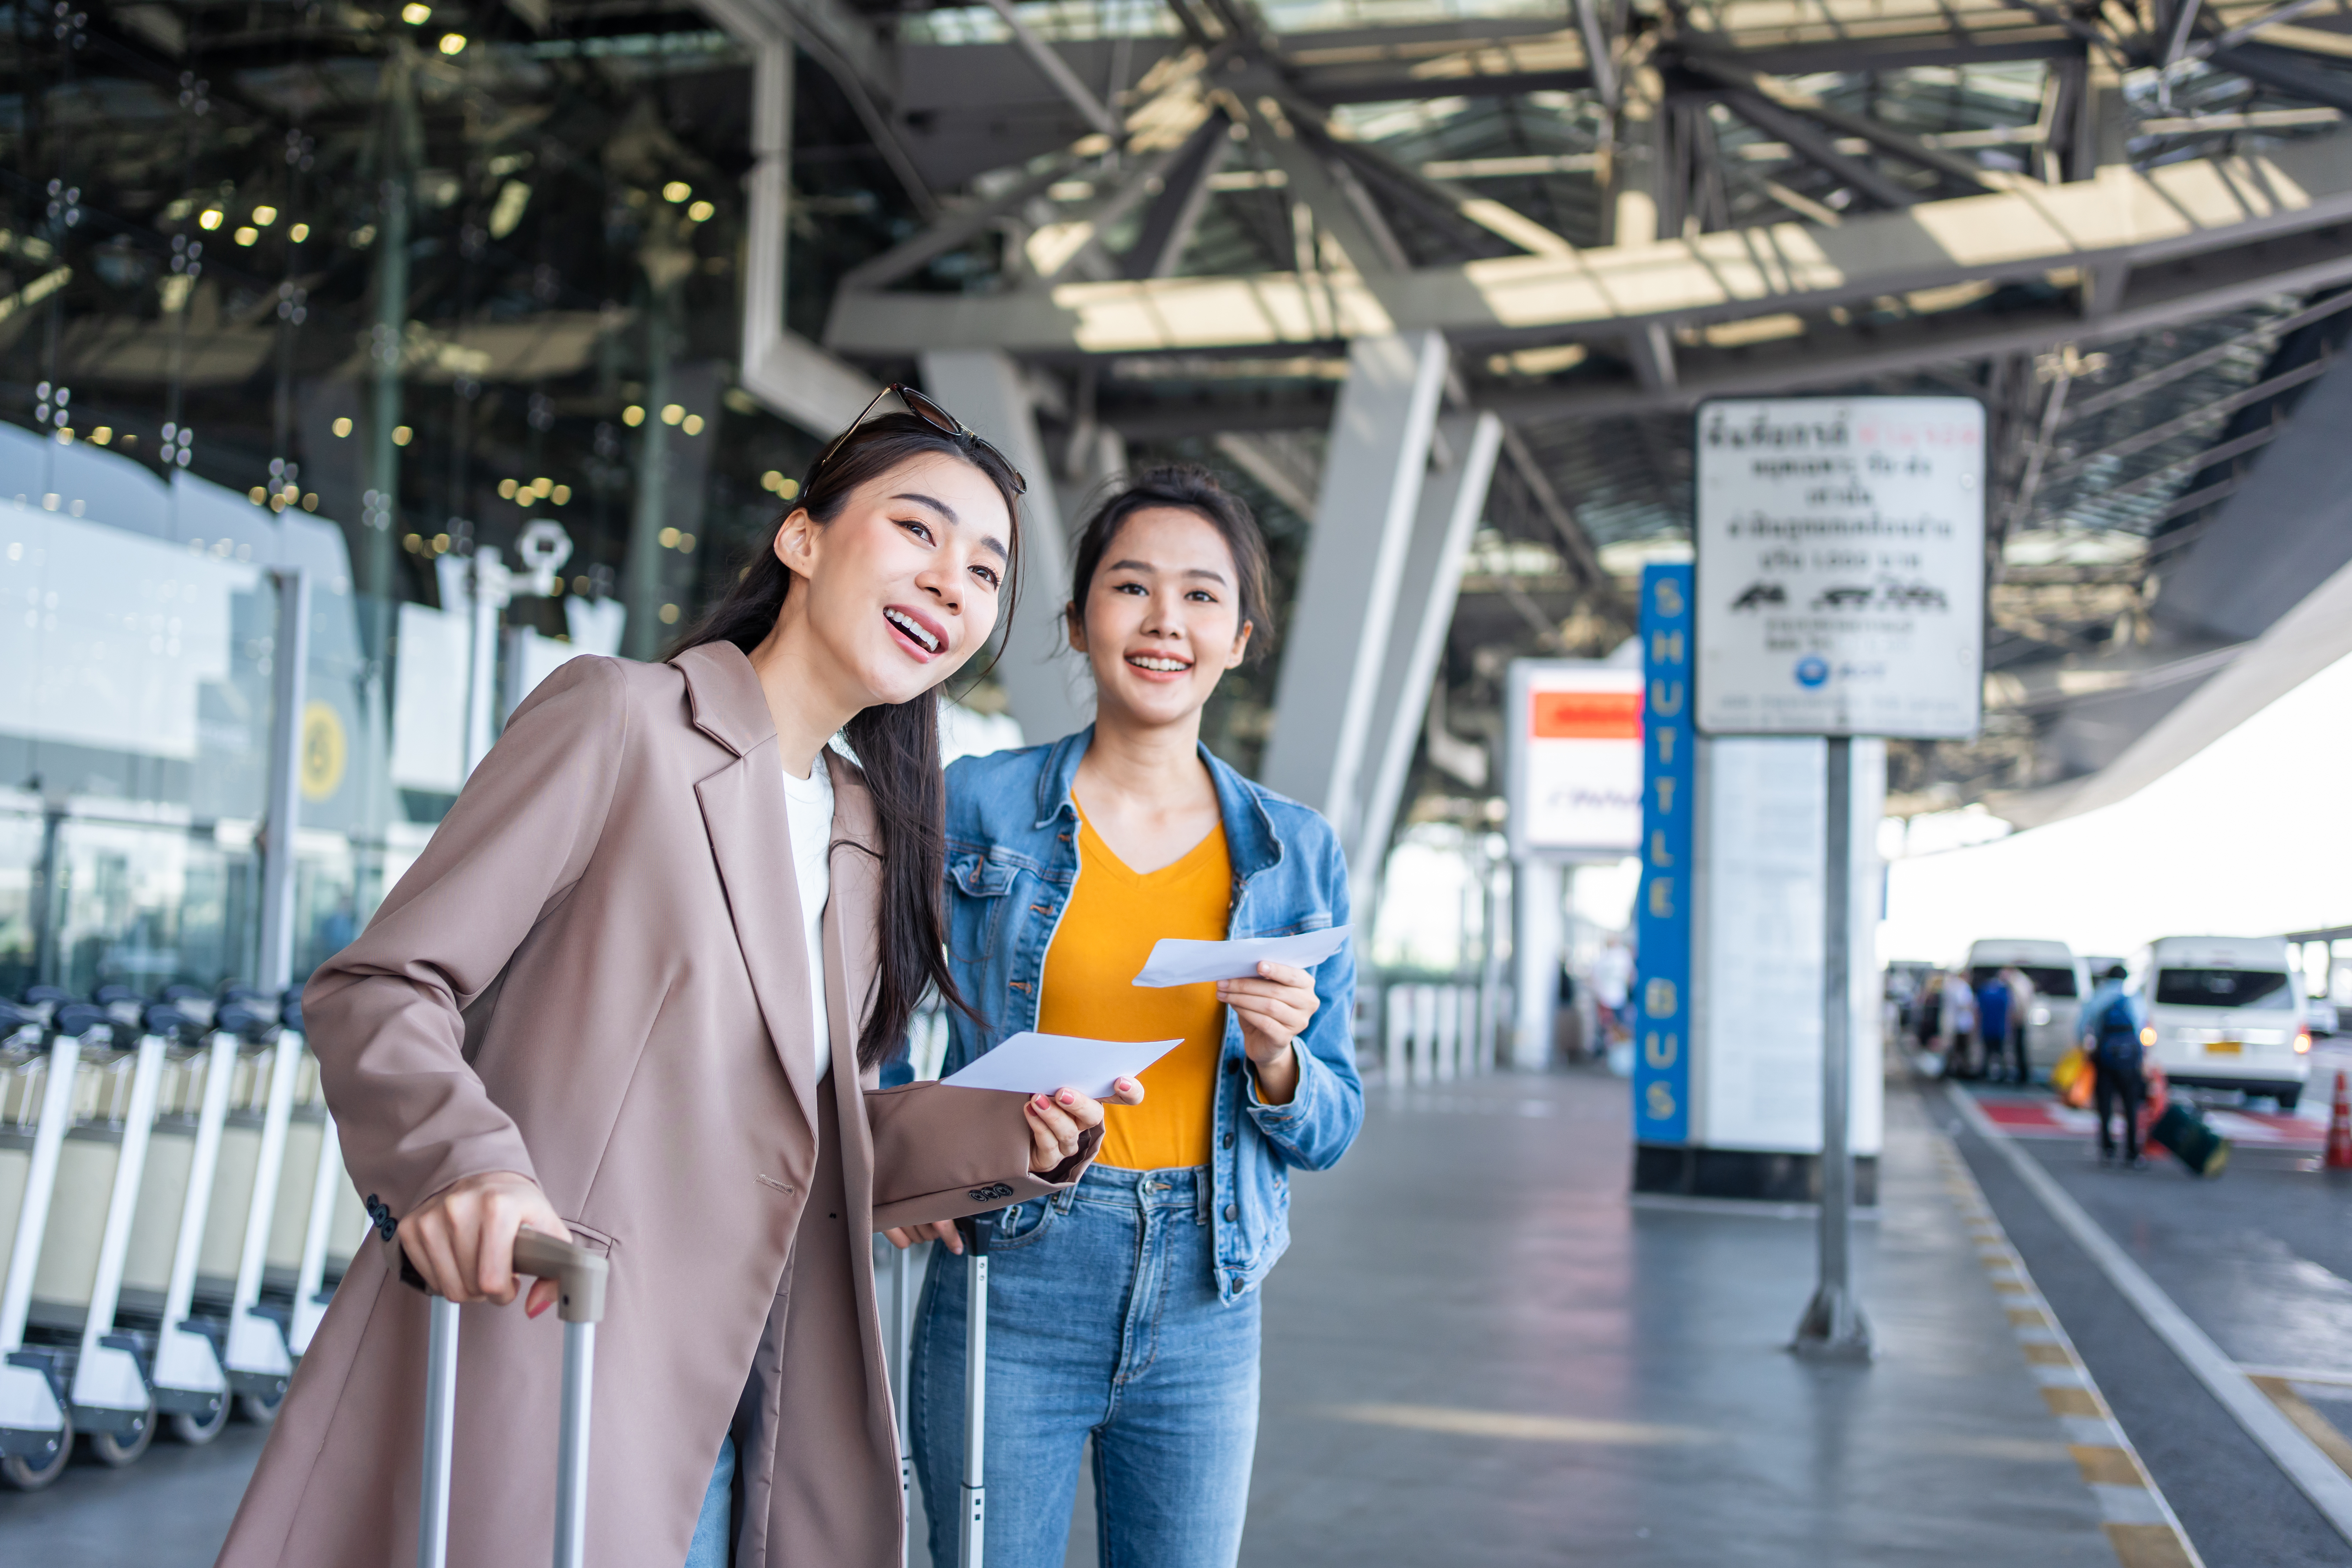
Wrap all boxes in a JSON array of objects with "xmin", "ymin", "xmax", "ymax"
[
  {"xmin": 513, "ymin": 1229, "xmax": 608, "ymax": 1325},
  {"xmin": 395, "ymin": 1227, "xmax": 609, "ymax": 1325}
]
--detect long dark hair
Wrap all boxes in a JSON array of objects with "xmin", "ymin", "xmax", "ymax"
[
  {"xmin": 1066, "ymin": 463, "xmax": 1276, "ymax": 663},
  {"xmin": 668, "ymin": 412, "xmax": 1024, "ymax": 1070}
]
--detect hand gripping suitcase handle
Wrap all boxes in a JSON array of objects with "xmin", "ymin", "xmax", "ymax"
[
  {"xmin": 411, "ymin": 1227, "xmax": 605, "ymax": 1568},
  {"xmin": 392, "ymin": 1226, "xmax": 609, "ymax": 1324}
]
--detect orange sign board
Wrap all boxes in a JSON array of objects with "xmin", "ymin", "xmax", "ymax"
[{"xmin": 1531, "ymin": 689, "xmax": 1642, "ymax": 740}]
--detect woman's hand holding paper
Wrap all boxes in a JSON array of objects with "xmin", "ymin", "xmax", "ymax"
[
  {"xmin": 882, "ymin": 1076, "xmax": 1145, "ymax": 1254},
  {"xmin": 1218, "ymin": 960, "xmax": 1319, "ymax": 1105}
]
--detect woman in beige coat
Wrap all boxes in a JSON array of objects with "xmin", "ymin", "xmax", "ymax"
[{"xmin": 217, "ymin": 396, "xmax": 1141, "ymax": 1568}]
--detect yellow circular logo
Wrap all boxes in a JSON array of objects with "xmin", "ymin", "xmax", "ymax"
[{"xmin": 300, "ymin": 700, "xmax": 347, "ymax": 802}]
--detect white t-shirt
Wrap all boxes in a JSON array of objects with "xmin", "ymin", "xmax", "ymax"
[{"xmin": 780, "ymin": 756, "xmax": 835, "ymax": 1083}]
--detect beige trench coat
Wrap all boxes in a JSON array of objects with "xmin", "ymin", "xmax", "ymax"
[{"xmin": 217, "ymin": 643, "xmax": 1094, "ymax": 1568}]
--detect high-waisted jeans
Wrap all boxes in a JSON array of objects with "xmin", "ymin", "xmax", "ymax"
[{"xmin": 910, "ymin": 1163, "xmax": 1262, "ymax": 1568}]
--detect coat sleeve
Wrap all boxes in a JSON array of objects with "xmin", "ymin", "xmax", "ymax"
[
  {"xmin": 304, "ymin": 656, "xmax": 630, "ymax": 1219},
  {"xmin": 864, "ymin": 1083, "xmax": 1100, "ymax": 1232}
]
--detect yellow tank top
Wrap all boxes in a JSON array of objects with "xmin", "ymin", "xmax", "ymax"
[{"xmin": 1037, "ymin": 808, "xmax": 1230, "ymax": 1171}]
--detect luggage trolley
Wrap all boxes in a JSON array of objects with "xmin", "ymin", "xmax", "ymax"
[
  {"xmin": 0, "ymin": 999, "xmax": 167, "ymax": 1481},
  {"xmin": 4, "ymin": 1000, "xmax": 181, "ymax": 1476},
  {"xmin": 212, "ymin": 994, "xmax": 304, "ymax": 1415},
  {"xmin": 141, "ymin": 997, "xmax": 246, "ymax": 1442},
  {"xmin": 0, "ymin": 997, "xmax": 79, "ymax": 1488},
  {"xmin": 280, "ymin": 989, "xmax": 363, "ymax": 1357}
]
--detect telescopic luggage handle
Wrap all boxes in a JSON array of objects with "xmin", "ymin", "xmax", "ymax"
[{"xmin": 409, "ymin": 1228, "xmax": 608, "ymax": 1568}]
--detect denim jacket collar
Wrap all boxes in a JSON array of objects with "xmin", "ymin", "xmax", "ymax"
[{"xmin": 1031, "ymin": 723, "xmax": 1285, "ymax": 885}]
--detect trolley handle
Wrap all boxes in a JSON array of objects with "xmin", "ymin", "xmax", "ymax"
[{"xmin": 395, "ymin": 1227, "xmax": 608, "ymax": 1325}]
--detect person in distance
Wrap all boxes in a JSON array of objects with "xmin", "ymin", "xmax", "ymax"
[
  {"xmin": 217, "ymin": 388, "xmax": 1140, "ymax": 1568},
  {"xmin": 891, "ymin": 465, "xmax": 1364, "ymax": 1568}
]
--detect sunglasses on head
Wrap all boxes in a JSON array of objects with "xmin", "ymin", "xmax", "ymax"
[{"xmin": 809, "ymin": 382, "xmax": 1029, "ymax": 497}]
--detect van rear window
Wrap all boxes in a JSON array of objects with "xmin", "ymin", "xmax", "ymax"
[
  {"xmin": 2154, "ymin": 969, "xmax": 2290, "ymax": 1008},
  {"xmin": 1966, "ymin": 965, "xmax": 2079, "ymax": 997}
]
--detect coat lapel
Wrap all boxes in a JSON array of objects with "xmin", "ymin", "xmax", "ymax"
[
  {"xmin": 823, "ymin": 748, "xmax": 882, "ymax": 1199},
  {"xmin": 678, "ymin": 645, "xmax": 821, "ymax": 1140}
]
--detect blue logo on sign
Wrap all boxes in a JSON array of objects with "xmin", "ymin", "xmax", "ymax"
[{"xmin": 1794, "ymin": 655, "xmax": 1830, "ymax": 688}]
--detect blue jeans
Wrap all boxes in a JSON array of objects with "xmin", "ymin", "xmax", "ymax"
[
  {"xmin": 683, "ymin": 1434, "xmax": 734, "ymax": 1568},
  {"xmin": 910, "ymin": 1164, "xmax": 1262, "ymax": 1568}
]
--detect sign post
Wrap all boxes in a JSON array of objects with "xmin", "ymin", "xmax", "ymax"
[{"xmin": 1692, "ymin": 396, "xmax": 1985, "ymax": 1363}]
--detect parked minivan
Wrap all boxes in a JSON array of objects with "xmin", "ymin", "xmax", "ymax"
[
  {"xmin": 2134, "ymin": 935, "xmax": 2313, "ymax": 1109},
  {"xmin": 1965, "ymin": 938, "xmax": 2085, "ymax": 1076}
]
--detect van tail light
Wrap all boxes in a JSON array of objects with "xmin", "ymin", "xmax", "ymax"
[
  {"xmin": 2141, "ymin": 1026, "xmax": 2157, "ymax": 1047},
  {"xmin": 2297, "ymin": 1029, "xmax": 2313, "ymax": 1055}
]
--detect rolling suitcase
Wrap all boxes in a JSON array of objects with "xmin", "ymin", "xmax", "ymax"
[
  {"xmin": 407, "ymin": 1230, "xmax": 609, "ymax": 1568},
  {"xmin": 2149, "ymin": 1101, "xmax": 2230, "ymax": 1178}
]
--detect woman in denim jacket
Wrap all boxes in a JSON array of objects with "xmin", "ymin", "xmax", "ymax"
[{"xmin": 890, "ymin": 465, "xmax": 1363, "ymax": 1568}]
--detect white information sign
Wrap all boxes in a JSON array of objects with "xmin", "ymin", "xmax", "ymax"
[
  {"xmin": 1505, "ymin": 660, "xmax": 1642, "ymax": 859},
  {"xmin": 1694, "ymin": 397, "xmax": 1985, "ymax": 738}
]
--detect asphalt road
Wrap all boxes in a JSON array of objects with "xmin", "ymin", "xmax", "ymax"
[{"xmin": 1950, "ymin": 1080, "xmax": 2352, "ymax": 1567}]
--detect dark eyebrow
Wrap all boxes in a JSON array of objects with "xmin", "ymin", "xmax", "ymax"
[
  {"xmin": 1107, "ymin": 557, "xmax": 1228, "ymax": 584},
  {"xmin": 893, "ymin": 492, "xmax": 1008, "ymax": 563}
]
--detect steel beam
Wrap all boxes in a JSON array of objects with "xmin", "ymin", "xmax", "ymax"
[
  {"xmin": 2210, "ymin": 41, "xmax": 2352, "ymax": 113},
  {"xmin": 980, "ymin": 0, "xmax": 1121, "ymax": 139},
  {"xmin": 1125, "ymin": 113, "xmax": 1233, "ymax": 278},
  {"xmin": 711, "ymin": 0, "xmax": 883, "ymax": 438},
  {"xmin": 1485, "ymin": 222, "xmax": 2352, "ymax": 420},
  {"xmin": 821, "ymin": 136, "xmax": 2352, "ymax": 354},
  {"xmin": 1349, "ymin": 412, "xmax": 1505, "ymax": 884},
  {"xmin": 1259, "ymin": 332, "xmax": 1450, "ymax": 841},
  {"xmin": 917, "ymin": 351, "xmax": 1091, "ymax": 743}
]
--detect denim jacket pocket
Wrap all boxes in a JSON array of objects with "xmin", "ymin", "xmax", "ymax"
[{"xmin": 948, "ymin": 852, "xmax": 1019, "ymax": 962}]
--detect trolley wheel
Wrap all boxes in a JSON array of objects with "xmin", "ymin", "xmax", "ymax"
[
  {"xmin": 0, "ymin": 1413, "xmax": 74, "ymax": 1491},
  {"xmin": 237, "ymin": 1388, "xmax": 285, "ymax": 1427},
  {"xmin": 170, "ymin": 1401, "xmax": 232, "ymax": 1445},
  {"xmin": 86, "ymin": 1411, "xmax": 155, "ymax": 1467}
]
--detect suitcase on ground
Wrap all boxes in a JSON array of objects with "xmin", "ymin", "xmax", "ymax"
[
  {"xmin": 2149, "ymin": 1102, "xmax": 2230, "ymax": 1178},
  {"xmin": 407, "ymin": 1231, "xmax": 609, "ymax": 1568}
]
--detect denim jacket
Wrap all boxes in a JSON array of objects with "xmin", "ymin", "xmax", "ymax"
[{"xmin": 939, "ymin": 726, "xmax": 1363, "ymax": 1303}]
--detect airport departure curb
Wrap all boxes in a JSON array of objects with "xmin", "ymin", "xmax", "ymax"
[
  {"xmin": 1947, "ymin": 1083, "xmax": 2352, "ymax": 1549},
  {"xmin": 1932, "ymin": 1130, "xmax": 2201, "ymax": 1568}
]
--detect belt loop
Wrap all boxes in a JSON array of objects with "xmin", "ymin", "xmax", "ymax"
[{"xmin": 1195, "ymin": 1169, "xmax": 1212, "ymax": 1226}]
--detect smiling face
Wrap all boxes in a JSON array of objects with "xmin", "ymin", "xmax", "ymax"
[
  {"xmin": 1068, "ymin": 505, "xmax": 1252, "ymax": 731},
  {"xmin": 772, "ymin": 450, "xmax": 1012, "ymax": 709}
]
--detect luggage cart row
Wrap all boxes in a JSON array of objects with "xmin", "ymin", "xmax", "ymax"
[{"xmin": 0, "ymin": 982, "xmax": 370, "ymax": 1490}]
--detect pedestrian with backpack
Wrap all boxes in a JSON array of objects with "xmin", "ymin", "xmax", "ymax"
[{"xmin": 2083, "ymin": 963, "xmax": 2150, "ymax": 1167}]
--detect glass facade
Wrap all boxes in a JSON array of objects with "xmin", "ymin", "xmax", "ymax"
[{"xmin": 0, "ymin": 0, "xmax": 912, "ymax": 998}]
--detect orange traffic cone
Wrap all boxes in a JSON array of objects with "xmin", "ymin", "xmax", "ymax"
[{"xmin": 2326, "ymin": 1071, "xmax": 2352, "ymax": 1171}]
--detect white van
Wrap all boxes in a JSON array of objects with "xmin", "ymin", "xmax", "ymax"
[
  {"xmin": 1965, "ymin": 939, "xmax": 2085, "ymax": 1074},
  {"xmin": 2134, "ymin": 935, "xmax": 2313, "ymax": 1109}
]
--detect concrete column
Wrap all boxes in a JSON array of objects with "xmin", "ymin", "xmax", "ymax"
[
  {"xmin": 1510, "ymin": 857, "xmax": 1564, "ymax": 1070},
  {"xmin": 1347, "ymin": 410, "xmax": 1502, "ymax": 884},
  {"xmin": 1260, "ymin": 331, "xmax": 1448, "ymax": 839},
  {"xmin": 918, "ymin": 350, "xmax": 1090, "ymax": 744}
]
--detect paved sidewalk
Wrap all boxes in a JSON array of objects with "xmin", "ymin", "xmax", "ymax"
[{"xmin": 1237, "ymin": 1071, "xmax": 2129, "ymax": 1567}]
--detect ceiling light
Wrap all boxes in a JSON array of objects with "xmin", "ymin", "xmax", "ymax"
[
  {"xmin": 438, "ymin": 32, "xmax": 467, "ymax": 54},
  {"xmin": 402, "ymin": 2, "xmax": 431, "ymax": 21},
  {"xmin": 662, "ymin": 181, "xmax": 692, "ymax": 204}
]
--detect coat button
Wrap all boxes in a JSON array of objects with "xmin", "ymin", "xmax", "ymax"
[
  {"xmin": 1221, "ymin": 1131, "xmax": 1235, "ymax": 1149},
  {"xmin": 1223, "ymin": 1203, "xmax": 1238, "ymax": 1221},
  {"xmin": 1225, "ymin": 1058, "xmax": 1241, "ymax": 1075}
]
